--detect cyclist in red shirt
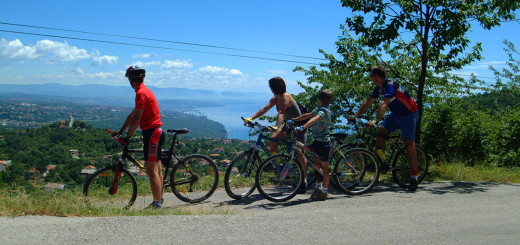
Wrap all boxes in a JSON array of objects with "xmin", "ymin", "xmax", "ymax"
[{"xmin": 117, "ymin": 66, "xmax": 165, "ymax": 208}]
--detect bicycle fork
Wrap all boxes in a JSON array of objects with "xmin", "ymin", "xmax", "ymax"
[{"xmin": 109, "ymin": 161, "xmax": 124, "ymax": 195}]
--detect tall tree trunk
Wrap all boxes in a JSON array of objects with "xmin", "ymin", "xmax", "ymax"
[{"xmin": 416, "ymin": 5, "xmax": 431, "ymax": 144}]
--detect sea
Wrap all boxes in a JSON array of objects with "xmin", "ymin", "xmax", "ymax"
[{"xmin": 194, "ymin": 103, "xmax": 277, "ymax": 141}]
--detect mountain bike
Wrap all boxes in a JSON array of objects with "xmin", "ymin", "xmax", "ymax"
[
  {"xmin": 255, "ymin": 122, "xmax": 380, "ymax": 202},
  {"xmin": 83, "ymin": 129, "xmax": 219, "ymax": 210},
  {"xmin": 347, "ymin": 119, "xmax": 429, "ymax": 189},
  {"xmin": 224, "ymin": 117, "xmax": 292, "ymax": 200}
]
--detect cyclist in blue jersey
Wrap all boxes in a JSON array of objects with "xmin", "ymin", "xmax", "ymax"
[{"xmin": 353, "ymin": 66, "xmax": 420, "ymax": 191}]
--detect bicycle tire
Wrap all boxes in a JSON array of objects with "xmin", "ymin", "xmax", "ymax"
[
  {"xmin": 392, "ymin": 145, "xmax": 429, "ymax": 189},
  {"xmin": 256, "ymin": 154, "xmax": 303, "ymax": 202},
  {"xmin": 327, "ymin": 143, "xmax": 357, "ymax": 191},
  {"xmin": 170, "ymin": 154, "xmax": 219, "ymax": 203},
  {"xmin": 83, "ymin": 165, "xmax": 138, "ymax": 210},
  {"xmin": 224, "ymin": 150, "xmax": 261, "ymax": 200},
  {"xmin": 333, "ymin": 147, "xmax": 380, "ymax": 195}
]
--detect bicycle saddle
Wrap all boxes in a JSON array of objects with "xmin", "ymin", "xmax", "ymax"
[{"xmin": 167, "ymin": 128, "xmax": 190, "ymax": 134}]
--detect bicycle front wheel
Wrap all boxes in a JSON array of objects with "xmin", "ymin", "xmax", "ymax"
[
  {"xmin": 224, "ymin": 150, "xmax": 261, "ymax": 200},
  {"xmin": 392, "ymin": 145, "xmax": 429, "ymax": 189},
  {"xmin": 333, "ymin": 148, "xmax": 379, "ymax": 195},
  {"xmin": 256, "ymin": 154, "xmax": 303, "ymax": 202},
  {"xmin": 170, "ymin": 154, "xmax": 219, "ymax": 203},
  {"xmin": 83, "ymin": 165, "xmax": 138, "ymax": 210}
]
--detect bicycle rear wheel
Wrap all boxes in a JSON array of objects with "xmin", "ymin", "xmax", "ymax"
[
  {"xmin": 83, "ymin": 165, "xmax": 138, "ymax": 210},
  {"xmin": 224, "ymin": 150, "xmax": 261, "ymax": 200},
  {"xmin": 170, "ymin": 154, "xmax": 219, "ymax": 203},
  {"xmin": 256, "ymin": 154, "xmax": 303, "ymax": 202},
  {"xmin": 392, "ymin": 145, "xmax": 429, "ymax": 189},
  {"xmin": 333, "ymin": 148, "xmax": 379, "ymax": 195}
]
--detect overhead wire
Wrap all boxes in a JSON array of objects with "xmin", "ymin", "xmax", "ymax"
[
  {"xmin": 0, "ymin": 29, "xmax": 323, "ymax": 66},
  {"xmin": 0, "ymin": 22, "xmax": 504, "ymax": 82},
  {"xmin": 0, "ymin": 21, "xmax": 326, "ymax": 62}
]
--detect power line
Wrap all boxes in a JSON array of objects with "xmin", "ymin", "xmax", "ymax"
[
  {"xmin": 0, "ymin": 21, "xmax": 326, "ymax": 61},
  {"xmin": 0, "ymin": 29, "xmax": 322, "ymax": 66}
]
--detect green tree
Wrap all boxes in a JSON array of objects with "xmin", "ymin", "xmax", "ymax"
[
  {"xmin": 338, "ymin": 0, "xmax": 519, "ymax": 139},
  {"xmin": 490, "ymin": 40, "xmax": 520, "ymax": 96}
]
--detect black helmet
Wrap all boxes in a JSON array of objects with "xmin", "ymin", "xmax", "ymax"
[{"xmin": 125, "ymin": 66, "xmax": 145, "ymax": 78}]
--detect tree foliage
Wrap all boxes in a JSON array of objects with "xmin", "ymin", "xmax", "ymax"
[{"xmin": 339, "ymin": 0, "xmax": 519, "ymax": 138}]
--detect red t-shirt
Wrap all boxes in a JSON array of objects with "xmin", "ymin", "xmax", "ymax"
[{"xmin": 134, "ymin": 83, "xmax": 162, "ymax": 130}]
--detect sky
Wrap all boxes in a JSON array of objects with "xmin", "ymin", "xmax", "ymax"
[{"xmin": 1, "ymin": 0, "xmax": 519, "ymax": 95}]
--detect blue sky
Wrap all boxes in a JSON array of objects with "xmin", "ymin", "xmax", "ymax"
[{"xmin": 1, "ymin": 0, "xmax": 519, "ymax": 94}]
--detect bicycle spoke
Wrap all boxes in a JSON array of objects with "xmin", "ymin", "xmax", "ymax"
[{"xmin": 171, "ymin": 154, "xmax": 219, "ymax": 203}]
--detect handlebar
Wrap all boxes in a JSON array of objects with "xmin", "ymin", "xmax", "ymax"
[
  {"xmin": 106, "ymin": 129, "xmax": 129, "ymax": 147},
  {"xmin": 241, "ymin": 117, "xmax": 273, "ymax": 132}
]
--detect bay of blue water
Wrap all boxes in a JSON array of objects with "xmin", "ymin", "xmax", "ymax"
[{"xmin": 194, "ymin": 103, "xmax": 277, "ymax": 140}]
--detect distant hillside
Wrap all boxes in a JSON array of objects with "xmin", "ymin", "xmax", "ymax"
[
  {"xmin": 0, "ymin": 83, "xmax": 276, "ymax": 139},
  {"xmin": 462, "ymin": 89, "xmax": 519, "ymax": 111},
  {"xmin": 0, "ymin": 96, "xmax": 227, "ymax": 138},
  {"xmin": 0, "ymin": 83, "xmax": 271, "ymax": 110}
]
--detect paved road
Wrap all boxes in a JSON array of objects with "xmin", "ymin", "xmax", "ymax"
[{"xmin": 1, "ymin": 181, "xmax": 519, "ymax": 244}]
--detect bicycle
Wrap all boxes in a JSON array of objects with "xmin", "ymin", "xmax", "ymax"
[
  {"xmin": 255, "ymin": 122, "xmax": 380, "ymax": 202},
  {"xmin": 83, "ymin": 128, "xmax": 219, "ymax": 209},
  {"xmin": 347, "ymin": 118, "xmax": 429, "ymax": 189},
  {"xmin": 224, "ymin": 117, "xmax": 290, "ymax": 200}
]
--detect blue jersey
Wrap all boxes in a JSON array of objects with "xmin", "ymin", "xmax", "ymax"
[{"xmin": 370, "ymin": 78, "xmax": 417, "ymax": 116}]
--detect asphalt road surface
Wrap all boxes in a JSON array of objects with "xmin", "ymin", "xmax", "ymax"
[{"xmin": 1, "ymin": 181, "xmax": 519, "ymax": 244}]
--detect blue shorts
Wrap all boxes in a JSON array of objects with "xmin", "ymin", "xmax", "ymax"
[
  {"xmin": 309, "ymin": 140, "xmax": 331, "ymax": 162},
  {"xmin": 382, "ymin": 111, "xmax": 419, "ymax": 141},
  {"xmin": 142, "ymin": 127, "xmax": 165, "ymax": 162}
]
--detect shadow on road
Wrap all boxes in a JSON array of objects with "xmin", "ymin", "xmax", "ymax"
[
  {"xmin": 422, "ymin": 181, "xmax": 502, "ymax": 195},
  {"xmin": 342, "ymin": 181, "xmax": 505, "ymax": 195},
  {"xmin": 214, "ymin": 186, "xmax": 352, "ymax": 210}
]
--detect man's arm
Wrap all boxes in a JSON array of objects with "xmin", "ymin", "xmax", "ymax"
[
  {"xmin": 375, "ymin": 98, "xmax": 391, "ymax": 123},
  {"xmin": 355, "ymin": 97, "xmax": 377, "ymax": 118},
  {"xmin": 120, "ymin": 108, "xmax": 144, "ymax": 137}
]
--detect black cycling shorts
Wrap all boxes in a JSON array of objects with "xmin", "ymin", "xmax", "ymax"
[{"xmin": 142, "ymin": 127, "xmax": 165, "ymax": 162}]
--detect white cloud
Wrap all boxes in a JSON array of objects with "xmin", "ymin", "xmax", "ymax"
[
  {"xmin": 127, "ymin": 61, "xmax": 162, "ymax": 70},
  {"xmin": 228, "ymin": 69, "xmax": 243, "ymax": 76},
  {"xmin": 72, "ymin": 67, "xmax": 84, "ymax": 75},
  {"xmin": 36, "ymin": 39, "xmax": 90, "ymax": 63},
  {"xmin": 162, "ymin": 59, "xmax": 193, "ymax": 69},
  {"xmin": 0, "ymin": 39, "xmax": 40, "ymax": 60},
  {"xmin": 132, "ymin": 53, "xmax": 156, "ymax": 59},
  {"xmin": 199, "ymin": 65, "xmax": 227, "ymax": 74},
  {"xmin": 0, "ymin": 38, "xmax": 118, "ymax": 66},
  {"xmin": 92, "ymin": 55, "xmax": 118, "ymax": 66}
]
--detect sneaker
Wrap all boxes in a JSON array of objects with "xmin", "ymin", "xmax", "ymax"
[
  {"xmin": 148, "ymin": 201, "xmax": 162, "ymax": 209},
  {"xmin": 310, "ymin": 188, "xmax": 320, "ymax": 200},
  {"xmin": 408, "ymin": 178, "xmax": 418, "ymax": 192},
  {"xmin": 312, "ymin": 190, "xmax": 329, "ymax": 201}
]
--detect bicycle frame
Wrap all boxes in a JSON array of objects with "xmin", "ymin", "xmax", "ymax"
[
  {"xmin": 350, "ymin": 121, "xmax": 402, "ymax": 165},
  {"xmin": 107, "ymin": 129, "xmax": 190, "ymax": 194}
]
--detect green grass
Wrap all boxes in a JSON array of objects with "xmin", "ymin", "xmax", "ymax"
[
  {"xmin": 0, "ymin": 182, "xmax": 232, "ymax": 217},
  {"xmin": 426, "ymin": 162, "xmax": 520, "ymax": 183}
]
